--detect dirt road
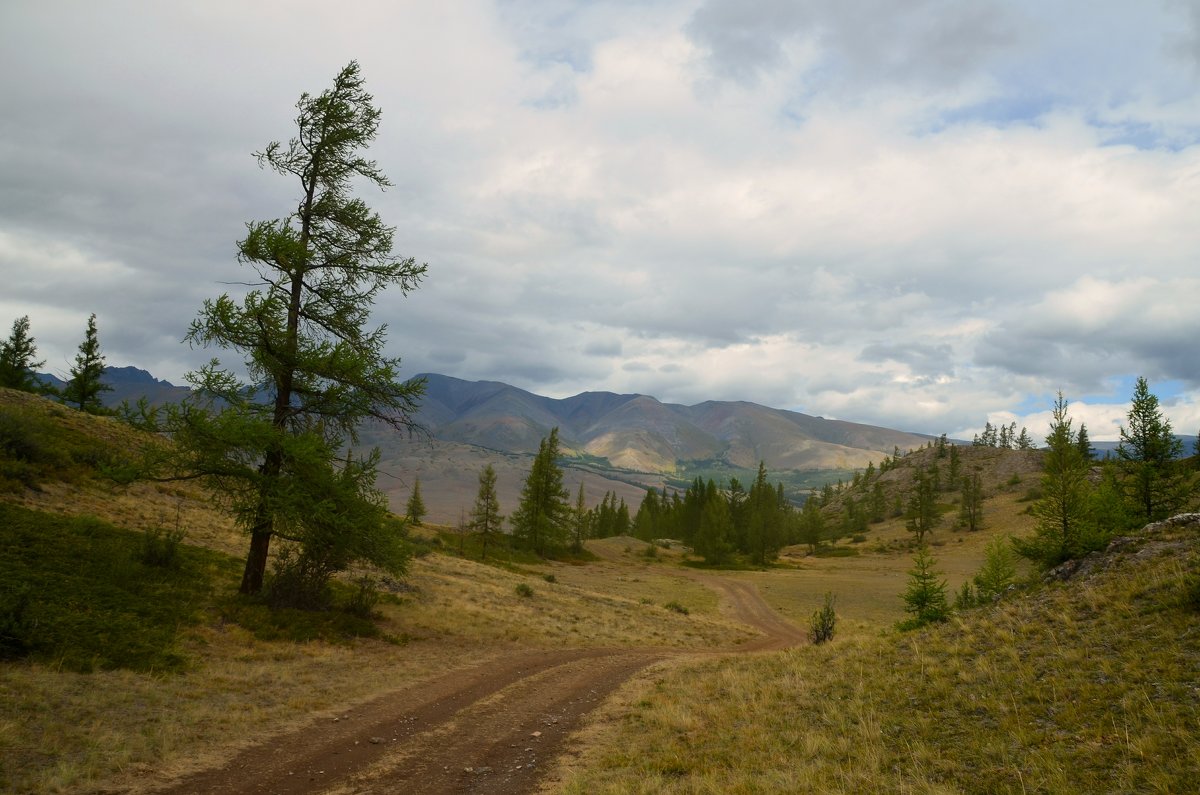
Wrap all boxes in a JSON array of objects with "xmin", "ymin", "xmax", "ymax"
[{"xmin": 155, "ymin": 570, "xmax": 800, "ymax": 795}]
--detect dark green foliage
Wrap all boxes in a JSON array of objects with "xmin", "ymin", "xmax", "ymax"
[
  {"xmin": 264, "ymin": 543, "xmax": 338, "ymax": 610},
  {"xmin": 953, "ymin": 581, "xmax": 977, "ymax": 610},
  {"xmin": 0, "ymin": 315, "xmax": 45, "ymax": 392},
  {"xmin": 694, "ymin": 489, "xmax": 734, "ymax": 565},
  {"xmin": 745, "ymin": 461, "xmax": 786, "ymax": 565},
  {"xmin": 344, "ymin": 575, "xmax": 381, "ymax": 618},
  {"xmin": 115, "ymin": 395, "xmax": 162, "ymax": 432},
  {"xmin": 664, "ymin": 600, "xmax": 689, "ymax": 615},
  {"xmin": 1118, "ymin": 377, "xmax": 1189, "ymax": 523},
  {"xmin": 220, "ymin": 595, "xmax": 387, "ymax": 643},
  {"xmin": 406, "ymin": 477, "xmax": 426, "ymax": 525},
  {"xmin": 511, "ymin": 427, "xmax": 571, "ymax": 555},
  {"xmin": 515, "ymin": 582, "xmax": 535, "ymax": 598},
  {"xmin": 900, "ymin": 546, "xmax": 949, "ymax": 629},
  {"xmin": 1077, "ymin": 423, "xmax": 1093, "ymax": 460},
  {"xmin": 947, "ymin": 443, "xmax": 961, "ymax": 485},
  {"xmin": 0, "ymin": 503, "xmax": 231, "ymax": 672},
  {"xmin": 592, "ymin": 490, "xmax": 631, "ymax": 538},
  {"xmin": 139, "ymin": 524, "xmax": 186, "ymax": 569},
  {"xmin": 959, "ymin": 470, "xmax": 983, "ymax": 531},
  {"xmin": 61, "ymin": 313, "xmax": 112, "ymax": 414},
  {"xmin": 808, "ymin": 592, "xmax": 836, "ymax": 644},
  {"xmin": 470, "ymin": 463, "xmax": 504, "ymax": 560},
  {"xmin": 0, "ymin": 404, "xmax": 114, "ymax": 490},
  {"xmin": 0, "ymin": 582, "xmax": 34, "ymax": 659},
  {"xmin": 570, "ymin": 482, "xmax": 590, "ymax": 552},
  {"xmin": 1016, "ymin": 393, "xmax": 1093, "ymax": 569},
  {"xmin": 799, "ymin": 495, "xmax": 825, "ymax": 552},
  {"xmin": 173, "ymin": 62, "xmax": 425, "ymax": 597},
  {"xmin": 1184, "ymin": 563, "xmax": 1200, "ymax": 612},
  {"xmin": 904, "ymin": 468, "xmax": 941, "ymax": 543},
  {"xmin": 973, "ymin": 536, "xmax": 1017, "ymax": 600},
  {"xmin": 869, "ymin": 481, "xmax": 887, "ymax": 523}
]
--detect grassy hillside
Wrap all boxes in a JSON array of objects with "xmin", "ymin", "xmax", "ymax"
[
  {"xmin": 555, "ymin": 515, "xmax": 1200, "ymax": 794},
  {"xmin": 0, "ymin": 389, "xmax": 752, "ymax": 793}
]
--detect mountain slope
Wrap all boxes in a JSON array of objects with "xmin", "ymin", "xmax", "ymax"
[{"xmin": 410, "ymin": 373, "xmax": 931, "ymax": 475}]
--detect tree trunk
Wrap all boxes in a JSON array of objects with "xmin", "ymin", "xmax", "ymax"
[{"xmin": 239, "ymin": 528, "xmax": 273, "ymax": 595}]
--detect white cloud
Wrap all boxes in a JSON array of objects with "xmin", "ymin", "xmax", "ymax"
[{"xmin": 0, "ymin": 0, "xmax": 1197, "ymax": 438}]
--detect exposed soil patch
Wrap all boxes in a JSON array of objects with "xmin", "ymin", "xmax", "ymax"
[{"xmin": 151, "ymin": 567, "xmax": 801, "ymax": 795}]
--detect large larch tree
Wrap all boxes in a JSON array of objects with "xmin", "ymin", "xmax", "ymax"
[{"xmin": 174, "ymin": 62, "xmax": 426, "ymax": 595}]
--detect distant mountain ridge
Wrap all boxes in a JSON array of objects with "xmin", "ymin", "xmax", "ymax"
[
  {"xmin": 38, "ymin": 366, "xmax": 192, "ymax": 409},
  {"xmin": 40, "ymin": 366, "xmax": 940, "ymax": 521},
  {"xmin": 64, "ymin": 366, "xmax": 933, "ymax": 473},
  {"xmin": 411, "ymin": 373, "xmax": 932, "ymax": 474}
]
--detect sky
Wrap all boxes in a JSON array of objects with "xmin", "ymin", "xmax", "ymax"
[{"xmin": 2, "ymin": 1, "xmax": 1199, "ymax": 442}]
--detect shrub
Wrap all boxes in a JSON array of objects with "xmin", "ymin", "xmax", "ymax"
[
  {"xmin": 808, "ymin": 592, "xmax": 836, "ymax": 644},
  {"xmin": 263, "ymin": 544, "xmax": 336, "ymax": 611},
  {"xmin": 664, "ymin": 601, "xmax": 689, "ymax": 615},
  {"xmin": 0, "ymin": 504, "xmax": 224, "ymax": 672},
  {"xmin": 515, "ymin": 582, "xmax": 534, "ymax": 598},
  {"xmin": 344, "ymin": 575, "xmax": 380, "ymax": 618},
  {"xmin": 0, "ymin": 583, "xmax": 35, "ymax": 659},
  {"xmin": 139, "ymin": 524, "xmax": 186, "ymax": 569},
  {"xmin": 953, "ymin": 581, "xmax": 977, "ymax": 610},
  {"xmin": 543, "ymin": 573, "xmax": 557, "ymax": 583}
]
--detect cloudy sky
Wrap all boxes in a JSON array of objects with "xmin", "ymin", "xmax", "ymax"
[{"xmin": 3, "ymin": 1, "xmax": 1199, "ymax": 441}]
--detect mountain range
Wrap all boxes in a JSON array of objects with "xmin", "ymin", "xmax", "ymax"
[
  {"xmin": 50, "ymin": 367, "xmax": 937, "ymax": 522},
  {"xmin": 408, "ymin": 373, "xmax": 931, "ymax": 474}
]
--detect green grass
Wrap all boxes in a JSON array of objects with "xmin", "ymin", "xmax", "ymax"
[
  {"xmin": 0, "ymin": 502, "xmax": 402, "ymax": 673},
  {"xmin": 0, "ymin": 502, "xmax": 232, "ymax": 673},
  {"xmin": 667, "ymin": 463, "xmax": 861, "ymax": 504},
  {"xmin": 0, "ymin": 402, "xmax": 113, "ymax": 491},
  {"xmin": 433, "ymin": 527, "xmax": 598, "ymax": 566}
]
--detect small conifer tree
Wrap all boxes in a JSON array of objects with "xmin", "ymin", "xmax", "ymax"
[
  {"xmin": 469, "ymin": 464, "xmax": 503, "ymax": 560},
  {"xmin": 0, "ymin": 316, "xmax": 45, "ymax": 392},
  {"xmin": 901, "ymin": 546, "xmax": 949, "ymax": 628},
  {"xmin": 808, "ymin": 592, "xmax": 836, "ymax": 644},
  {"xmin": 974, "ymin": 535, "xmax": 1017, "ymax": 600},
  {"xmin": 406, "ymin": 477, "xmax": 426, "ymax": 526},
  {"xmin": 61, "ymin": 313, "xmax": 111, "ymax": 413}
]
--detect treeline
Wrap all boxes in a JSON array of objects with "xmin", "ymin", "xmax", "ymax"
[
  {"xmin": 900, "ymin": 378, "xmax": 1200, "ymax": 630},
  {"xmin": 972, "ymin": 421, "xmax": 1035, "ymax": 449},
  {"xmin": 1016, "ymin": 379, "xmax": 1200, "ymax": 569},
  {"xmin": 454, "ymin": 427, "xmax": 803, "ymax": 565}
]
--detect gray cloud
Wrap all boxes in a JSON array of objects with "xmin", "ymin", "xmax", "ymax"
[
  {"xmin": 686, "ymin": 0, "xmax": 1018, "ymax": 88},
  {"xmin": 1, "ymin": 1, "xmax": 1197, "ymax": 437}
]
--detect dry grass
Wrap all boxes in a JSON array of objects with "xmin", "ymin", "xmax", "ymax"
[
  {"xmin": 0, "ymin": 629, "xmax": 495, "ymax": 794},
  {"xmin": 0, "ymin": 489, "xmax": 750, "ymax": 794},
  {"xmin": 553, "ymin": 525, "xmax": 1200, "ymax": 794},
  {"xmin": 10, "ymin": 395, "xmax": 1186, "ymax": 793},
  {"xmin": 395, "ymin": 550, "xmax": 751, "ymax": 650},
  {"xmin": 761, "ymin": 489, "xmax": 1038, "ymax": 632}
]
